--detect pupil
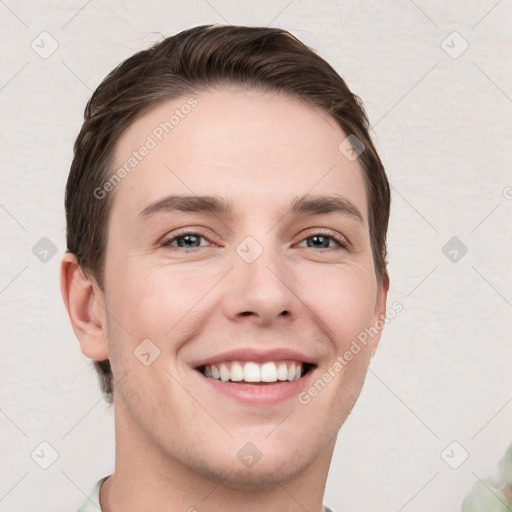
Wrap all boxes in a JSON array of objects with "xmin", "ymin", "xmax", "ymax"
[
  {"xmin": 178, "ymin": 234, "xmax": 200, "ymax": 248},
  {"xmin": 308, "ymin": 235, "xmax": 329, "ymax": 248}
]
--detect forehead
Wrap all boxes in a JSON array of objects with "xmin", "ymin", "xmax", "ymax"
[{"xmin": 109, "ymin": 87, "xmax": 368, "ymax": 222}]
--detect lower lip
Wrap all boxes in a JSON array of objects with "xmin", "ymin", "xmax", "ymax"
[{"xmin": 194, "ymin": 368, "xmax": 315, "ymax": 406}]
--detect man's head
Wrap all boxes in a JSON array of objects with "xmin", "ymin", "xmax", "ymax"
[
  {"xmin": 63, "ymin": 25, "xmax": 390, "ymax": 404},
  {"xmin": 61, "ymin": 24, "xmax": 390, "ymax": 490}
]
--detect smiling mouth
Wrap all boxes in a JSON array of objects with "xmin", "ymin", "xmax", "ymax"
[{"xmin": 196, "ymin": 360, "xmax": 315, "ymax": 384}]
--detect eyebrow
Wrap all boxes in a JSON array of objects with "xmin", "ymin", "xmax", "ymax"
[
  {"xmin": 288, "ymin": 194, "xmax": 364, "ymax": 222},
  {"xmin": 139, "ymin": 195, "xmax": 233, "ymax": 218},
  {"xmin": 138, "ymin": 193, "xmax": 364, "ymax": 223}
]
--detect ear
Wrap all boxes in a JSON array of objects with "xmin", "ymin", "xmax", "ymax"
[
  {"xmin": 369, "ymin": 271, "xmax": 390, "ymax": 355},
  {"xmin": 60, "ymin": 252, "xmax": 109, "ymax": 361}
]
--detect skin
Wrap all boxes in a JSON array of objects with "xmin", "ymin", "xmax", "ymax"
[{"xmin": 61, "ymin": 87, "xmax": 389, "ymax": 512}]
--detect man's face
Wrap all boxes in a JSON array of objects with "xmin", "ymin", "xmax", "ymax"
[{"xmin": 101, "ymin": 87, "xmax": 387, "ymax": 488}]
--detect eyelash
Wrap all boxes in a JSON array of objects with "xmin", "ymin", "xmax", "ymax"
[{"xmin": 160, "ymin": 229, "xmax": 349, "ymax": 252}]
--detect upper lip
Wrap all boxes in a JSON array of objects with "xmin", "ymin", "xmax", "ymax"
[{"xmin": 191, "ymin": 348, "xmax": 317, "ymax": 369}]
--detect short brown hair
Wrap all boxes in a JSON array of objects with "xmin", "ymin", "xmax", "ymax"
[{"xmin": 65, "ymin": 24, "xmax": 390, "ymax": 404}]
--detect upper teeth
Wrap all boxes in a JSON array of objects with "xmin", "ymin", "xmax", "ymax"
[{"xmin": 202, "ymin": 360, "xmax": 304, "ymax": 383}]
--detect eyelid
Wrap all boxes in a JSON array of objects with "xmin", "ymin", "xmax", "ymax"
[
  {"xmin": 160, "ymin": 227, "xmax": 218, "ymax": 246},
  {"xmin": 297, "ymin": 227, "xmax": 351, "ymax": 249},
  {"xmin": 160, "ymin": 227, "xmax": 350, "ymax": 251}
]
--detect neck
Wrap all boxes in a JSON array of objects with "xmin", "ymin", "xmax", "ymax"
[{"xmin": 100, "ymin": 400, "xmax": 335, "ymax": 512}]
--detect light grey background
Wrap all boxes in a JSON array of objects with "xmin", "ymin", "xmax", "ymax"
[{"xmin": 1, "ymin": 1, "xmax": 511, "ymax": 511}]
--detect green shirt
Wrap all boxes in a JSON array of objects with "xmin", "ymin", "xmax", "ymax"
[
  {"xmin": 77, "ymin": 476, "xmax": 336, "ymax": 511},
  {"xmin": 77, "ymin": 476, "xmax": 108, "ymax": 511}
]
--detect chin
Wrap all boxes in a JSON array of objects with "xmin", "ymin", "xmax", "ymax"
[
  {"xmin": 191, "ymin": 444, "xmax": 317, "ymax": 491},
  {"xmin": 204, "ymin": 464, "xmax": 305, "ymax": 492}
]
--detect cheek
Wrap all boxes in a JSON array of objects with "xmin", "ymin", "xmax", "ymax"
[
  {"xmin": 102, "ymin": 266, "xmax": 189, "ymax": 390},
  {"xmin": 106, "ymin": 261, "xmax": 187, "ymax": 328},
  {"xmin": 302, "ymin": 263, "xmax": 378, "ymax": 348}
]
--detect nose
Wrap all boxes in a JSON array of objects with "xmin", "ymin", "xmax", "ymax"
[{"xmin": 221, "ymin": 239, "xmax": 298, "ymax": 327}]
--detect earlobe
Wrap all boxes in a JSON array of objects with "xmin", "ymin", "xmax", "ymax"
[{"xmin": 60, "ymin": 252, "xmax": 109, "ymax": 361}]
